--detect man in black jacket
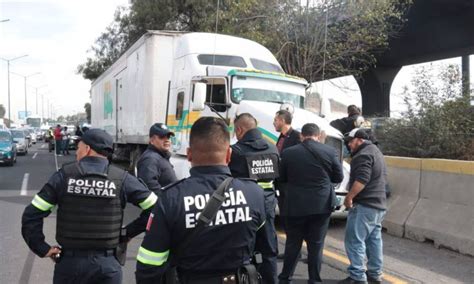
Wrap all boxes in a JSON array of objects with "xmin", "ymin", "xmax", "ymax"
[
  {"xmin": 278, "ymin": 123, "xmax": 343, "ymax": 284},
  {"xmin": 339, "ymin": 128, "xmax": 387, "ymax": 284},
  {"xmin": 137, "ymin": 123, "xmax": 178, "ymax": 195},
  {"xmin": 273, "ymin": 110, "xmax": 301, "ymax": 154},
  {"xmin": 330, "ymin": 105, "xmax": 363, "ymax": 135},
  {"xmin": 229, "ymin": 113, "xmax": 280, "ymax": 283}
]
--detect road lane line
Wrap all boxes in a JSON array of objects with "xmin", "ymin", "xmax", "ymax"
[
  {"xmin": 20, "ymin": 173, "xmax": 29, "ymax": 196},
  {"xmin": 41, "ymin": 143, "xmax": 46, "ymax": 148},
  {"xmin": 277, "ymin": 232, "xmax": 407, "ymax": 284},
  {"xmin": 54, "ymin": 151, "xmax": 59, "ymax": 171},
  {"xmin": 32, "ymin": 152, "xmax": 38, "ymax": 159}
]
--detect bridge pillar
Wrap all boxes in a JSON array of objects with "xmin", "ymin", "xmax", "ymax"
[{"xmin": 356, "ymin": 66, "xmax": 401, "ymax": 117}]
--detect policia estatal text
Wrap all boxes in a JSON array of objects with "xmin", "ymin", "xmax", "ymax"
[
  {"xmin": 22, "ymin": 129, "xmax": 158, "ymax": 284},
  {"xmin": 228, "ymin": 113, "xmax": 280, "ymax": 284},
  {"xmin": 135, "ymin": 117, "xmax": 270, "ymax": 284}
]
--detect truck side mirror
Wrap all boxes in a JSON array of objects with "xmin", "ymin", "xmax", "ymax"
[{"xmin": 192, "ymin": 83, "xmax": 206, "ymax": 111}]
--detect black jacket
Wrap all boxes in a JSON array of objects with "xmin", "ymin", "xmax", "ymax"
[
  {"xmin": 276, "ymin": 127, "xmax": 301, "ymax": 154},
  {"xmin": 279, "ymin": 139, "xmax": 344, "ymax": 216},
  {"xmin": 21, "ymin": 156, "xmax": 156, "ymax": 257},
  {"xmin": 135, "ymin": 166, "xmax": 268, "ymax": 282},
  {"xmin": 229, "ymin": 128, "xmax": 280, "ymax": 181},
  {"xmin": 349, "ymin": 141, "xmax": 387, "ymax": 210},
  {"xmin": 137, "ymin": 144, "xmax": 178, "ymax": 194},
  {"xmin": 330, "ymin": 114, "xmax": 360, "ymax": 135}
]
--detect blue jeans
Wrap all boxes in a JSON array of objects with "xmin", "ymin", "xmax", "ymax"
[{"xmin": 344, "ymin": 203, "xmax": 386, "ymax": 281}]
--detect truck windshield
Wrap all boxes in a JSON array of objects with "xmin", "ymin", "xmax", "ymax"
[{"xmin": 231, "ymin": 76, "xmax": 305, "ymax": 108}]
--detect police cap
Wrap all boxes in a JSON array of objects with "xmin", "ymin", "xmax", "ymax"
[
  {"xmin": 344, "ymin": 128, "xmax": 369, "ymax": 142},
  {"xmin": 149, "ymin": 123, "xmax": 174, "ymax": 138},
  {"xmin": 80, "ymin": 128, "xmax": 114, "ymax": 156}
]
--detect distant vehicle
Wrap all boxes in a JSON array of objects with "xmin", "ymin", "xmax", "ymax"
[
  {"xmin": 24, "ymin": 128, "xmax": 37, "ymax": 144},
  {"xmin": 26, "ymin": 115, "xmax": 42, "ymax": 128},
  {"xmin": 10, "ymin": 129, "xmax": 28, "ymax": 155},
  {"xmin": 0, "ymin": 130, "xmax": 17, "ymax": 166}
]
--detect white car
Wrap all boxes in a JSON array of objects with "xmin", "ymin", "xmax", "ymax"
[{"xmin": 10, "ymin": 129, "xmax": 28, "ymax": 155}]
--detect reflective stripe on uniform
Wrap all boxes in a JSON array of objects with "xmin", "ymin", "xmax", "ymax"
[
  {"xmin": 257, "ymin": 181, "xmax": 273, "ymax": 189},
  {"xmin": 257, "ymin": 220, "xmax": 266, "ymax": 230},
  {"xmin": 139, "ymin": 192, "xmax": 158, "ymax": 210},
  {"xmin": 31, "ymin": 195, "xmax": 55, "ymax": 211},
  {"xmin": 136, "ymin": 246, "xmax": 169, "ymax": 266}
]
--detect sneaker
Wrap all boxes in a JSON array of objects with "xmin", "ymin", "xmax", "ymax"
[
  {"xmin": 338, "ymin": 277, "xmax": 368, "ymax": 284},
  {"xmin": 367, "ymin": 276, "xmax": 382, "ymax": 284}
]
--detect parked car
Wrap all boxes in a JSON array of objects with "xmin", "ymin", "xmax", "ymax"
[
  {"xmin": 0, "ymin": 130, "xmax": 17, "ymax": 166},
  {"xmin": 10, "ymin": 129, "xmax": 28, "ymax": 155}
]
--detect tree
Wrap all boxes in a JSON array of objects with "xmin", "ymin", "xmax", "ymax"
[
  {"xmin": 78, "ymin": 0, "xmax": 411, "ymax": 82},
  {"xmin": 84, "ymin": 103, "xmax": 91, "ymax": 123},
  {"xmin": 379, "ymin": 64, "xmax": 474, "ymax": 160},
  {"xmin": 0, "ymin": 104, "xmax": 5, "ymax": 118}
]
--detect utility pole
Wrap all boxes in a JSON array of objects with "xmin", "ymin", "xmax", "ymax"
[{"xmin": 0, "ymin": 55, "xmax": 28, "ymax": 122}]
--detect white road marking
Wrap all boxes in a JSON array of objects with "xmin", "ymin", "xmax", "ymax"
[
  {"xmin": 54, "ymin": 151, "xmax": 59, "ymax": 171},
  {"xmin": 21, "ymin": 173, "xmax": 30, "ymax": 196},
  {"xmin": 41, "ymin": 144, "xmax": 46, "ymax": 149},
  {"xmin": 32, "ymin": 153, "xmax": 38, "ymax": 159}
]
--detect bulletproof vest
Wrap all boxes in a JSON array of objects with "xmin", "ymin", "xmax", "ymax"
[
  {"xmin": 243, "ymin": 152, "xmax": 280, "ymax": 181},
  {"xmin": 56, "ymin": 162, "xmax": 126, "ymax": 249}
]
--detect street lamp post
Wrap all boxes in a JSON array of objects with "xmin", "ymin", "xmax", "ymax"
[
  {"xmin": 34, "ymin": 85, "xmax": 47, "ymax": 114},
  {"xmin": 0, "ymin": 55, "xmax": 28, "ymax": 122},
  {"xmin": 11, "ymin": 71, "xmax": 41, "ymax": 118}
]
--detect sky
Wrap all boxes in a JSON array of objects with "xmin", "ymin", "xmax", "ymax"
[
  {"xmin": 0, "ymin": 0, "xmax": 130, "ymax": 122},
  {"xmin": 1, "ymin": 1, "xmax": 472, "ymax": 123}
]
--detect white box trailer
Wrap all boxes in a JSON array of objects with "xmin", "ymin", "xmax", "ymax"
[{"xmin": 91, "ymin": 30, "xmax": 350, "ymax": 217}]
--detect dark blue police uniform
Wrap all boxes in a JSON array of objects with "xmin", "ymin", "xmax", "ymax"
[
  {"xmin": 229, "ymin": 128, "xmax": 280, "ymax": 284},
  {"xmin": 135, "ymin": 165, "xmax": 268, "ymax": 284},
  {"xmin": 22, "ymin": 129, "xmax": 158, "ymax": 284},
  {"xmin": 137, "ymin": 144, "xmax": 178, "ymax": 194}
]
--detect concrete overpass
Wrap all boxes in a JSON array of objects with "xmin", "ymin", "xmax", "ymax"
[{"xmin": 357, "ymin": 0, "xmax": 474, "ymax": 116}]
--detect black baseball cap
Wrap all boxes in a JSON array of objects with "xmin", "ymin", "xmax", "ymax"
[
  {"xmin": 149, "ymin": 123, "xmax": 174, "ymax": 138},
  {"xmin": 80, "ymin": 128, "xmax": 114, "ymax": 156},
  {"xmin": 344, "ymin": 128, "xmax": 369, "ymax": 142}
]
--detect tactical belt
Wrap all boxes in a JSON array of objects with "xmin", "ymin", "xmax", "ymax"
[{"xmin": 62, "ymin": 249, "xmax": 115, "ymax": 257}]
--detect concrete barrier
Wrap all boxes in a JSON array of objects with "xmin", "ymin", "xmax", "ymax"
[
  {"xmin": 382, "ymin": 156, "xmax": 421, "ymax": 237},
  {"xmin": 404, "ymin": 159, "xmax": 474, "ymax": 256}
]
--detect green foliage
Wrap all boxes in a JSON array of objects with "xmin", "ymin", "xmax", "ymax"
[
  {"xmin": 84, "ymin": 103, "xmax": 91, "ymax": 123},
  {"xmin": 78, "ymin": 0, "xmax": 411, "ymax": 81},
  {"xmin": 0, "ymin": 104, "xmax": 5, "ymax": 118},
  {"xmin": 379, "ymin": 64, "xmax": 474, "ymax": 160}
]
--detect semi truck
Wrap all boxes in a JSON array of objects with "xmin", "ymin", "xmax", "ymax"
[{"xmin": 91, "ymin": 30, "xmax": 350, "ymax": 217}]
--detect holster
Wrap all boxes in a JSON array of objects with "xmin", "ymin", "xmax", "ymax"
[
  {"xmin": 115, "ymin": 228, "xmax": 128, "ymax": 266},
  {"xmin": 237, "ymin": 264, "xmax": 261, "ymax": 284}
]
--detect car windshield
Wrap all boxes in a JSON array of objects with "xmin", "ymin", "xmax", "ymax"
[
  {"xmin": 0, "ymin": 132, "xmax": 12, "ymax": 142},
  {"xmin": 11, "ymin": 131, "xmax": 24, "ymax": 138}
]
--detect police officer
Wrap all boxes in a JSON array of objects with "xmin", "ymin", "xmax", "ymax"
[
  {"xmin": 137, "ymin": 123, "xmax": 178, "ymax": 195},
  {"xmin": 22, "ymin": 128, "xmax": 158, "ymax": 284},
  {"xmin": 229, "ymin": 113, "xmax": 280, "ymax": 284},
  {"xmin": 135, "ymin": 117, "xmax": 268, "ymax": 283}
]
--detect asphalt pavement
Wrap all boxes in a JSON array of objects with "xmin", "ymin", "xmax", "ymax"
[{"xmin": 0, "ymin": 142, "xmax": 472, "ymax": 284}]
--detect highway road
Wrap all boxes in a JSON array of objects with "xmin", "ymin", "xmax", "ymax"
[{"xmin": 0, "ymin": 142, "xmax": 472, "ymax": 283}]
